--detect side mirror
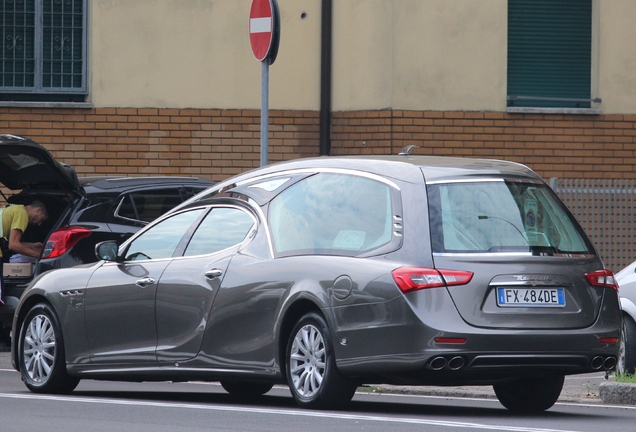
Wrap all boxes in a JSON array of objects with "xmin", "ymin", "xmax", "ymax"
[{"xmin": 95, "ymin": 241, "xmax": 119, "ymax": 262}]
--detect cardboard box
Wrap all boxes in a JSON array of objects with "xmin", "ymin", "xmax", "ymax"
[{"xmin": 2, "ymin": 263, "xmax": 34, "ymax": 278}]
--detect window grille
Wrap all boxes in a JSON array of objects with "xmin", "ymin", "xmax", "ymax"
[{"xmin": 1, "ymin": 0, "xmax": 87, "ymax": 100}]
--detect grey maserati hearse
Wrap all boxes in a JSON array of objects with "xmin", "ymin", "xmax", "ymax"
[{"xmin": 12, "ymin": 154, "xmax": 621, "ymax": 412}]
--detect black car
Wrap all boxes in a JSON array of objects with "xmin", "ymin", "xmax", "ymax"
[{"xmin": 0, "ymin": 134, "xmax": 214, "ymax": 338}]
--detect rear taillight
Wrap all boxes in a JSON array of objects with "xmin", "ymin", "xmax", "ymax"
[
  {"xmin": 392, "ymin": 267, "xmax": 473, "ymax": 293},
  {"xmin": 585, "ymin": 269, "xmax": 618, "ymax": 291},
  {"xmin": 434, "ymin": 337, "xmax": 467, "ymax": 344},
  {"xmin": 42, "ymin": 226, "xmax": 92, "ymax": 259}
]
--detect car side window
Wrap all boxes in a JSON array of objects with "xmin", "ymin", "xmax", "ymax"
[
  {"xmin": 269, "ymin": 173, "xmax": 394, "ymax": 256},
  {"xmin": 184, "ymin": 207, "xmax": 255, "ymax": 256},
  {"xmin": 116, "ymin": 189, "xmax": 185, "ymax": 223},
  {"xmin": 124, "ymin": 209, "xmax": 205, "ymax": 261}
]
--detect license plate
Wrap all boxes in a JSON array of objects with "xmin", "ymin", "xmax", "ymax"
[{"xmin": 496, "ymin": 287, "xmax": 565, "ymax": 307}]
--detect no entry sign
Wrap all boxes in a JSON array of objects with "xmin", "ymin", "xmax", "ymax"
[{"xmin": 249, "ymin": 0, "xmax": 280, "ymax": 63}]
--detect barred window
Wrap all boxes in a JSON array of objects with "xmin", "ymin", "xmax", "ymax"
[{"xmin": 1, "ymin": 0, "xmax": 87, "ymax": 101}]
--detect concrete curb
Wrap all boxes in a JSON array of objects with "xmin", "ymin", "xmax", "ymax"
[
  {"xmin": 599, "ymin": 381, "xmax": 636, "ymax": 405},
  {"xmin": 371, "ymin": 385, "xmax": 603, "ymax": 405}
]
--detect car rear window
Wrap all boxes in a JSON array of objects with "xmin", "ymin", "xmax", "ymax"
[
  {"xmin": 116, "ymin": 189, "xmax": 185, "ymax": 223},
  {"xmin": 427, "ymin": 180, "xmax": 594, "ymax": 255}
]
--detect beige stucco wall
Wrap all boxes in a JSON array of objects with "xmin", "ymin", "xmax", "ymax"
[
  {"xmin": 391, "ymin": 0, "xmax": 507, "ymax": 112},
  {"xmin": 332, "ymin": 0, "xmax": 507, "ymax": 111},
  {"xmin": 90, "ymin": 0, "xmax": 508, "ymax": 111},
  {"xmin": 331, "ymin": 0, "xmax": 395, "ymax": 110},
  {"xmin": 90, "ymin": 0, "xmax": 322, "ymax": 109},
  {"xmin": 89, "ymin": 0, "xmax": 636, "ymax": 114},
  {"xmin": 597, "ymin": 0, "xmax": 636, "ymax": 114}
]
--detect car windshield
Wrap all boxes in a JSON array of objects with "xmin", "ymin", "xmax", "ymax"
[{"xmin": 427, "ymin": 180, "xmax": 594, "ymax": 255}]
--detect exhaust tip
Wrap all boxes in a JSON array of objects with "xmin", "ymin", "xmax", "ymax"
[
  {"xmin": 447, "ymin": 356, "xmax": 465, "ymax": 370},
  {"xmin": 603, "ymin": 356, "xmax": 617, "ymax": 371},
  {"xmin": 591, "ymin": 356, "xmax": 604, "ymax": 370},
  {"xmin": 429, "ymin": 356, "xmax": 447, "ymax": 371}
]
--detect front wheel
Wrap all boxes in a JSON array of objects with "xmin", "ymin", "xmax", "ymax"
[
  {"xmin": 285, "ymin": 312, "xmax": 358, "ymax": 409},
  {"xmin": 19, "ymin": 303, "xmax": 79, "ymax": 394},
  {"xmin": 493, "ymin": 375, "xmax": 564, "ymax": 412},
  {"xmin": 618, "ymin": 314, "xmax": 636, "ymax": 375}
]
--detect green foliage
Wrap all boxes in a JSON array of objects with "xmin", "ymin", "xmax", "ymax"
[{"xmin": 614, "ymin": 373, "xmax": 636, "ymax": 383}]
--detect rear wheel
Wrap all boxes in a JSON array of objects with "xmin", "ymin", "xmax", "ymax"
[
  {"xmin": 286, "ymin": 312, "xmax": 357, "ymax": 409},
  {"xmin": 220, "ymin": 381, "xmax": 273, "ymax": 398},
  {"xmin": 618, "ymin": 314, "xmax": 636, "ymax": 375},
  {"xmin": 493, "ymin": 375, "xmax": 564, "ymax": 412},
  {"xmin": 19, "ymin": 303, "xmax": 79, "ymax": 394}
]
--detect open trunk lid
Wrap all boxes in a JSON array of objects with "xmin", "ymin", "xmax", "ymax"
[{"xmin": 0, "ymin": 134, "xmax": 80, "ymax": 193}]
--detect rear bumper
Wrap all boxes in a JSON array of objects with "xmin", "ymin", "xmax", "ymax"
[
  {"xmin": 333, "ymin": 295, "xmax": 620, "ymax": 384},
  {"xmin": 337, "ymin": 348, "xmax": 618, "ymax": 386}
]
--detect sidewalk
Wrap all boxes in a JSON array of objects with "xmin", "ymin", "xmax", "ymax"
[{"xmin": 375, "ymin": 371, "xmax": 606, "ymax": 404}]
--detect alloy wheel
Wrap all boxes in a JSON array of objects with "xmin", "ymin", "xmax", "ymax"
[
  {"xmin": 289, "ymin": 324, "xmax": 326, "ymax": 398},
  {"xmin": 23, "ymin": 313, "xmax": 56, "ymax": 384}
]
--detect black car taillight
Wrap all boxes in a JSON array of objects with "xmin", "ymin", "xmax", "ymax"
[
  {"xmin": 42, "ymin": 226, "xmax": 92, "ymax": 259},
  {"xmin": 392, "ymin": 267, "xmax": 474, "ymax": 293},
  {"xmin": 585, "ymin": 269, "xmax": 619, "ymax": 291}
]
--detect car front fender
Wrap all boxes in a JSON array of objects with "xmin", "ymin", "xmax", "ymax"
[{"xmin": 621, "ymin": 297, "xmax": 636, "ymax": 321}]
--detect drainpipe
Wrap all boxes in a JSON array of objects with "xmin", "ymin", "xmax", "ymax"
[{"xmin": 319, "ymin": 0, "xmax": 332, "ymax": 156}]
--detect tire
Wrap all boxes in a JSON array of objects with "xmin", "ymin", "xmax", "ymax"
[
  {"xmin": 493, "ymin": 375, "xmax": 564, "ymax": 412},
  {"xmin": 285, "ymin": 312, "xmax": 358, "ymax": 410},
  {"xmin": 19, "ymin": 303, "xmax": 79, "ymax": 394},
  {"xmin": 618, "ymin": 314, "xmax": 636, "ymax": 375},
  {"xmin": 220, "ymin": 381, "xmax": 274, "ymax": 398}
]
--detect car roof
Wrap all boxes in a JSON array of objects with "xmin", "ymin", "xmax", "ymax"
[
  {"xmin": 79, "ymin": 176, "xmax": 214, "ymax": 192},
  {"xmin": 209, "ymin": 155, "xmax": 540, "ymax": 189},
  {"xmin": 176, "ymin": 155, "xmax": 542, "ymax": 212}
]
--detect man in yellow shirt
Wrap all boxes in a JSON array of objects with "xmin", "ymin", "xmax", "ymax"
[{"xmin": 0, "ymin": 201, "xmax": 48, "ymax": 305}]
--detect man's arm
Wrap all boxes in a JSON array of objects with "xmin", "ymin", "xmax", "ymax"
[{"xmin": 8, "ymin": 229, "xmax": 43, "ymax": 259}]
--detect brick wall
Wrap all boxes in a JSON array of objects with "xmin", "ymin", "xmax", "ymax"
[
  {"xmin": 332, "ymin": 110, "xmax": 636, "ymax": 180},
  {"xmin": 0, "ymin": 107, "xmax": 321, "ymax": 182},
  {"xmin": 2, "ymin": 107, "xmax": 636, "ymax": 182}
]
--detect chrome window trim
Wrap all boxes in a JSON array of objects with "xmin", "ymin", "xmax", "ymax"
[
  {"xmin": 434, "ymin": 252, "xmax": 533, "ymax": 258},
  {"xmin": 426, "ymin": 178, "xmax": 543, "ymax": 185},
  {"xmin": 433, "ymin": 252, "xmax": 594, "ymax": 258},
  {"xmin": 113, "ymin": 196, "xmax": 147, "ymax": 225},
  {"xmin": 236, "ymin": 168, "xmax": 401, "ymax": 191},
  {"xmin": 180, "ymin": 204, "xmax": 259, "ymax": 259}
]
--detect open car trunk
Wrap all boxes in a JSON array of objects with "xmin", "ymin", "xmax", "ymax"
[{"xmin": 1, "ymin": 135, "xmax": 83, "ymax": 336}]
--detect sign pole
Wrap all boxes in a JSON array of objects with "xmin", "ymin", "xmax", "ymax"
[
  {"xmin": 260, "ymin": 59, "xmax": 269, "ymax": 167},
  {"xmin": 249, "ymin": 0, "xmax": 279, "ymax": 167}
]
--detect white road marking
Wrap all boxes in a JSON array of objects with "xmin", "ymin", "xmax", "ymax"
[{"xmin": 0, "ymin": 392, "xmax": 582, "ymax": 432}]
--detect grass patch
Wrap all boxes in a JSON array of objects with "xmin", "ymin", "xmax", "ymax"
[
  {"xmin": 356, "ymin": 385, "xmax": 386, "ymax": 393},
  {"xmin": 614, "ymin": 373, "xmax": 636, "ymax": 383}
]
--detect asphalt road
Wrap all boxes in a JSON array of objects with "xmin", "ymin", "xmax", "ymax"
[{"xmin": 1, "ymin": 364, "xmax": 635, "ymax": 432}]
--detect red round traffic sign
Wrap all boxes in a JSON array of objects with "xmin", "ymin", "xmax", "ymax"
[{"xmin": 249, "ymin": 0, "xmax": 276, "ymax": 62}]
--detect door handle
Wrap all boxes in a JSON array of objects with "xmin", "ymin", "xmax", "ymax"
[
  {"xmin": 135, "ymin": 277, "xmax": 156, "ymax": 287},
  {"xmin": 205, "ymin": 269, "xmax": 223, "ymax": 279}
]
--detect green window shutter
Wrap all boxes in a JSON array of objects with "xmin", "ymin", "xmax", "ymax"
[{"xmin": 508, "ymin": 0, "xmax": 592, "ymax": 108}]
